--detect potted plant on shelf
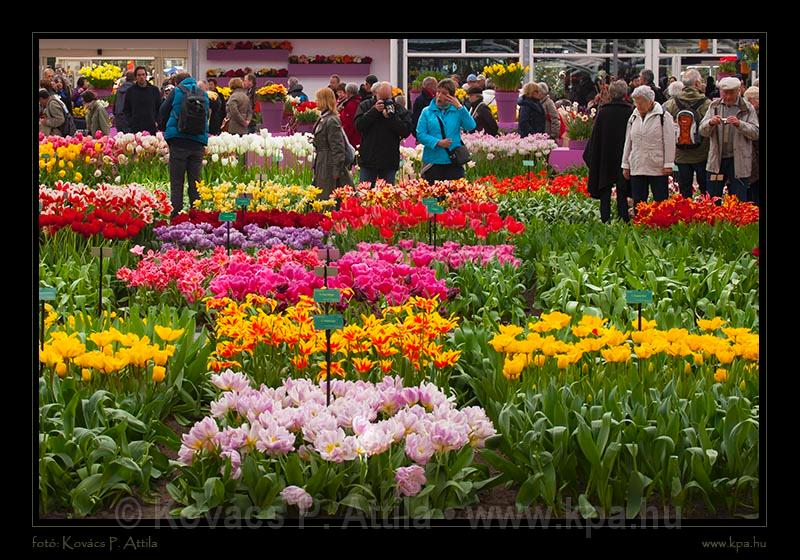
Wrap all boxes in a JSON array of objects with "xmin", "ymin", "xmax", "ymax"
[
  {"xmin": 482, "ymin": 62, "xmax": 529, "ymax": 124},
  {"xmin": 561, "ymin": 103, "xmax": 595, "ymax": 151},
  {"xmin": 293, "ymin": 101, "xmax": 320, "ymax": 134},
  {"xmin": 256, "ymin": 83, "xmax": 288, "ymax": 132},
  {"xmin": 717, "ymin": 57, "xmax": 739, "ymax": 80},
  {"xmin": 78, "ymin": 63, "xmax": 123, "ymax": 99}
]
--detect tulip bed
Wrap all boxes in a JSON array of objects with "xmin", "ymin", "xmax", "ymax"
[{"xmin": 37, "ymin": 130, "xmax": 760, "ymax": 521}]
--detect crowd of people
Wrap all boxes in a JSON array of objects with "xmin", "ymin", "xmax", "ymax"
[{"xmin": 39, "ymin": 64, "xmax": 761, "ymax": 220}]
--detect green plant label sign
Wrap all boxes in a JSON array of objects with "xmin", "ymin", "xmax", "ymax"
[
  {"xmin": 313, "ymin": 289, "xmax": 341, "ymax": 303},
  {"xmin": 219, "ymin": 212, "xmax": 237, "ymax": 222},
  {"xmin": 235, "ymin": 197, "xmax": 251, "ymax": 208},
  {"xmin": 91, "ymin": 247, "xmax": 113, "ymax": 258},
  {"xmin": 626, "ymin": 290, "xmax": 653, "ymax": 304},
  {"xmin": 522, "ymin": 160, "xmax": 536, "ymax": 167},
  {"xmin": 39, "ymin": 288, "xmax": 56, "ymax": 301},
  {"xmin": 422, "ymin": 198, "xmax": 437, "ymax": 207},
  {"xmin": 427, "ymin": 204, "xmax": 444, "ymax": 215},
  {"xmin": 313, "ymin": 314, "xmax": 344, "ymax": 330},
  {"xmin": 316, "ymin": 248, "xmax": 341, "ymax": 261},
  {"xmin": 314, "ymin": 266, "xmax": 338, "ymax": 277}
]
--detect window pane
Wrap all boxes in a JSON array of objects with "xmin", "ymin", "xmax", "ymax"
[
  {"xmin": 533, "ymin": 39, "xmax": 588, "ymax": 54},
  {"xmin": 591, "ymin": 39, "xmax": 645, "ymax": 54},
  {"xmin": 465, "ymin": 39, "xmax": 519, "ymax": 53},
  {"xmin": 408, "ymin": 39, "xmax": 461, "ymax": 53},
  {"xmin": 407, "ymin": 56, "xmax": 519, "ymax": 91},
  {"xmin": 715, "ymin": 39, "xmax": 739, "ymax": 53},
  {"xmin": 533, "ymin": 56, "xmax": 646, "ymax": 102},
  {"xmin": 659, "ymin": 39, "xmax": 711, "ymax": 54}
]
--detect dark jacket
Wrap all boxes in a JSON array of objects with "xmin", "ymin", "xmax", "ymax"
[
  {"xmin": 358, "ymin": 85, "xmax": 374, "ymax": 103},
  {"xmin": 57, "ymin": 89, "xmax": 72, "ymax": 114},
  {"xmin": 338, "ymin": 95, "xmax": 361, "ymax": 147},
  {"xmin": 354, "ymin": 97, "xmax": 413, "ymax": 170},
  {"xmin": 517, "ymin": 96, "xmax": 545, "ymax": 137},
  {"xmin": 164, "ymin": 77, "xmax": 210, "ymax": 145},
  {"xmin": 288, "ymin": 85, "xmax": 308, "ymax": 103},
  {"xmin": 114, "ymin": 80, "xmax": 134, "ymax": 132},
  {"xmin": 411, "ymin": 89, "xmax": 435, "ymax": 139},
  {"xmin": 208, "ymin": 90, "xmax": 227, "ymax": 135},
  {"xmin": 123, "ymin": 82, "xmax": 161, "ymax": 134},
  {"xmin": 469, "ymin": 97, "xmax": 498, "ymax": 136},
  {"xmin": 643, "ymin": 81, "xmax": 667, "ymax": 104},
  {"xmin": 312, "ymin": 112, "xmax": 353, "ymax": 197},
  {"xmin": 662, "ymin": 87, "xmax": 711, "ymax": 164},
  {"xmin": 583, "ymin": 100, "xmax": 633, "ymax": 198}
]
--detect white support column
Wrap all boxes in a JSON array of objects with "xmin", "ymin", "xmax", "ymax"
[{"xmin": 390, "ymin": 39, "xmax": 399, "ymax": 88}]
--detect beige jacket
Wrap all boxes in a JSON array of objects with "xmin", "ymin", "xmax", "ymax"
[
  {"xmin": 622, "ymin": 102, "xmax": 676, "ymax": 176},
  {"xmin": 226, "ymin": 89, "xmax": 253, "ymax": 135},
  {"xmin": 699, "ymin": 96, "xmax": 759, "ymax": 178},
  {"xmin": 40, "ymin": 96, "xmax": 66, "ymax": 136}
]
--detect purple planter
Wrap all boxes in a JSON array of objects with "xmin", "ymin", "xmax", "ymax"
[
  {"xmin": 568, "ymin": 139, "xmax": 588, "ymax": 151},
  {"xmin": 259, "ymin": 101, "xmax": 284, "ymax": 132},
  {"xmin": 295, "ymin": 122, "xmax": 316, "ymax": 134},
  {"xmin": 287, "ymin": 63, "xmax": 371, "ymax": 76},
  {"xmin": 91, "ymin": 88, "xmax": 114, "ymax": 99},
  {"xmin": 212, "ymin": 76, "xmax": 288, "ymax": 87},
  {"xmin": 494, "ymin": 91, "xmax": 519, "ymax": 124},
  {"xmin": 207, "ymin": 49, "xmax": 290, "ymax": 62}
]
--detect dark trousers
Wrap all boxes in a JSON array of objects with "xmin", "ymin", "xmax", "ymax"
[
  {"xmin": 748, "ymin": 181, "xmax": 760, "ymax": 207},
  {"xmin": 707, "ymin": 157, "xmax": 748, "ymax": 201},
  {"xmin": 169, "ymin": 143, "xmax": 204, "ymax": 217},
  {"xmin": 677, "ymin": 161, "xmax": 708, "ymax": 198},
  {"xmin": 421, "ymin": 163, "xmax": 465, "ymax": 182},
  {"xmin": 631, "ymin": 175, "xmax": 669, "ymax": 210},
  {"xmin": 359, "ymin": 167, "xmax": 397, "ymax": 188},
  {"xmin": 599, "ymin": 181, "xmax": 630, "ymax": 223}
]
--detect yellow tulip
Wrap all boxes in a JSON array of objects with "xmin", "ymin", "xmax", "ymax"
[
  {"xmin": 714, "ymin": 368, "xmax": 728, "ymax": 383},
  {"xmin": 55, "ymin": 362, "xmax": 67, "ymax": 378},
  {"xmin": 154, "ymin": 325, "xmax": 185, "ymax": 342},
  {"xmin": 152, "ymin": 365, "xmax": 166, "ymax": 383},
  {"xmin": 81, "ymin": 368, "xmax": 92, "ymax": 381}
]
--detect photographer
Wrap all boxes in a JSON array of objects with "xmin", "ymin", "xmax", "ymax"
[
  {"xmin": 354, "ymin": 81, "xmax": 413, "ymax": 187},
  {"xmin": 416, "ymin": 78, "xmax": 477, "ymax": 182}
]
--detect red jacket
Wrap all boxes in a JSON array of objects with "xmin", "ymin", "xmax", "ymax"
[{"xmin": 338, "ymin": 95, "xmax": 361, "ymax": 147}]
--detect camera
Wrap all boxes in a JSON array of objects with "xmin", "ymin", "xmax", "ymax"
[{"xmin": 383, "ymin": 98, "xmax": 395, "ymax": 114}]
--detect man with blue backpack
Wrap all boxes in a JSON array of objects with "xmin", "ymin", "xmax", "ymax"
[
  {"xmin": 663, "ymin": 69, "xmax": 711, "ymax": 198},
  {"xmin": 162, "ymin": 73, "xmax": 210, "ymax": 217}
]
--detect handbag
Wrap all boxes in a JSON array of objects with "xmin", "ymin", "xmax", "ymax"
[{"xmin": 435, "ymin": 115, "xmax": 470, "ymax": 166}]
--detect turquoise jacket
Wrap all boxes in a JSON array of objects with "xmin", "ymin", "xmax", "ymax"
[
  {"xmin": 416, "ymin": 99, "xmax": 476, "ymax": 165},
  {"xmin": 165, "ymin": 77, "xmax": 209, "ymax": 145}
]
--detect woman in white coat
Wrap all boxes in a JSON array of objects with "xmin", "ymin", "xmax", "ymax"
[{"xmin": 622, "ymin": 85, "xmax": 676, "ymax": 208}]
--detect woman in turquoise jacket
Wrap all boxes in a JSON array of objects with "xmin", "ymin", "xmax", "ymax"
[
  {"xmin": 416, "ymin": 78, "xmax": 476, "ymax": 182},
  {"xmin": 164, "ymin": 75, "xmax": 210, "ymax": 217}
]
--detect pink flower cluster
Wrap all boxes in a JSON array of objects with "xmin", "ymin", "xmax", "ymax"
[
  {"xmin": 396, "ymin": 240, "xmax": 519, "ymax": 269},
  {"xmin": 179, "ymin": 373, "xmax": 497, "ymax": 486},
  {"xmin": 210, "ymin": 261, "xmax": 322, "ymax": 302}
]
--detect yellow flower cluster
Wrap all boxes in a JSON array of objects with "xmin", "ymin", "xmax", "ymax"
[
  {"xmin": 39, "ymin": 324, "xmax": 183, "ymax": 383},
  {"xmin": 392, "ymin": 87, "xmax": 404, "ymax": 98},
  {"xmin": 207, "ymin": 294, "xmax": 461, "ymax": 380},
  {"xmin": 217, "ymin": 86, "xmax": 232, "ymax": 100},
  {"xmin": 256, "ymin": 84, "xmax": 288, "ymax": 101},
  {"xmin": 490, "ymin": 314, "xmax": 759, "ymax": 380},
  {"xmin": 455, "ymin": 88, "xmax": 467, "ymax": 101},
  {"xmin": 194, "ymin": 180, "xmax": 335, "ymax": 213},
  {"xmin": 78, "ymin": 63, "xmax": 123, "ymax": 87},
  {"xmin": 72, "ymin": 106, "xmax": 87, "ymax": 118}
]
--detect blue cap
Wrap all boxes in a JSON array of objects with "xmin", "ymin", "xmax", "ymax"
[{"xmin": 466, "ymin": 74, "xmax": 478, "ymax": 82}]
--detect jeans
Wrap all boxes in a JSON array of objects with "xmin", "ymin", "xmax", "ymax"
[
  {"xmin": 630, "ymin": 175, "xmax": 669, "ymax": 210},
  {"xmin": 169, "ymin": 142, "xmax": 204, "ymax": 217},
  {"xmin": 599, "ymin": 180, "xmax": 630, "ymax": 223},
  {"xmin": 748, "ymin": 181, "xmax": 760, "ymax": 207},
  {"xmin": 707, "ymin": 157, "xmax": 748, "ymax": 201},
  {"xmin": 677, "ymin": 161, "xmax": 708, "ymax": 198},
  {"xmin": 421, "ymin": 163, "xmax": 465, "ymax": 182},
  {"xmin": 358, "ymin": 167, "xmax": 397, "ymax": 188}
]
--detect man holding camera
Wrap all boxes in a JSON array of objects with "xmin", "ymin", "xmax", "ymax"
[
  {"xmin": 354, "ymin": 81, "xmax": 413, "ymax": 187},
  {"xmin": 699, "ymin": 76, "xmax": 759, "ymax": 201}
]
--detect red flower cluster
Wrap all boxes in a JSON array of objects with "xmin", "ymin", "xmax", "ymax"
[
  {"xmin": 323, "ymin": 199, "xmax": 525, "ymax": 239},
  {"xmin": 288, "ymin": 55, "xmax": 373, "ymax": 64},
  {"xmin": 633, "ymin": 195, "xmax": 760, "ymax": 228},
  {"xmin": 170, "ymin": 209, "xmax": 325, "ymax": 229},
  {"xmin": 481, "ymin": 171, "xmax": 589, "ymax": 197},
  {"xmin": 209, "ymin": 41, "xmax": 293, "ymax": 51},
  {"xmin": 212, "ymin": 68, "xmax": 289, "ymax": 78},
  {"xmin": 40, "ymin": 208, "xmax": 145, "ymax": 239},
  {"xmin": 295, "ymin": 101, "xmax": 318, "ymax": 114}
]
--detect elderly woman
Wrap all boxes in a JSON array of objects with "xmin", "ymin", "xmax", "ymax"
[
  {"xmin": 666, "ymin": 80, "xmax": 684, "ymax": 99},
  {"xmin": 744, "ymin": 86, "xmax": 760, "ymax": 206},
  {"xmin": 517, "ymin": 82, "xmax": 546, "ymax": 137},
  {"xmin": 584, "ymin": 80, "xmax": 634, "ymax": 223},
  {"xmin": 622, "ymin": 85, "xmax": 676, "ymax": 208},
  {"xmin": 337, "ymin": 82, "xmax": 362, "ymax": 148},
  {"xmin": 312, "ymin": 87, "xmax": 353, "ymax": 198}
]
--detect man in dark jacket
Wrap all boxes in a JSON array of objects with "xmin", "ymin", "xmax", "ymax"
[
  {"xmin": 583, "ymin": 80, "xmax": 633, "ymax": 222},
  {"xmin": 287, "ymin": 77, "xmax": 308, "ymax": 103},
  {"xmin": 466, "ymin": 87, "xmax": 498, "ymax": 136},
  {"xmin": 411, "ymin": 76, "xmax": 437, "ymax": 140},
  {"xmin": 358, "ymin": 74, "xmax": 378, "ymax": 103},
  {"xmin": 354, "ymin": 81, "xmax": 413, "ymax": 187},
  {"xmin": 640, "ymin": 69, "xmax": 667, "ymax": 104},
  {"xmin": 123, "ymin": 66, "xmax": 161, "ymax": 134},
  {"xmin": 206, "ymin": 78, "xmax": 227, "ymax": 135},
  {"xmin": 114, "ymin": 72, "xmax": 135, "ymax": 133}
]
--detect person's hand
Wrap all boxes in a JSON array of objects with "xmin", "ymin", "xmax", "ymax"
[
  {"xmin": 662, "ymin": 167, "xmax": 673, "ymax": 176},
  {"xmin": 622, "ymin": 169, "xmax": 631, "ymax": 180},
  {"xmin": 726, "ymin": 115, "xmax": 740, "ymax": 127},
  {"xmin": 374, "ymin": 99, "xmax": 385, "ymax": 113},
  {"xmin": 437, "ymin": 139, "xmax": 452, "ymax": 149},
  {"xmin": 710, "ymin": 115, "xmax": 723, "ymax": 126},
  {"xmin": 447, "ymin": 94, "xmax": 462, "ymax": 109}
]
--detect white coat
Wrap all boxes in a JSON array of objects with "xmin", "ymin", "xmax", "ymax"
[{"xmin": 621, "ymin": 102, "xmax": 676, "ymax": 176}]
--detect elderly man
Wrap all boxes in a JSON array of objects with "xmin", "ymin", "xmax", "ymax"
[
  {"xmin": 466, "ymin": 86, "xmax": 497, "ymax": 136},
  {"xmin": 354, "ymin": 81, "xmax": 414, "ymax": 187},
  {"xmin": 411, "ymin": 76, "xmax": 438, "ymax": 140},
  {"xmin": 622, "ymin": 85, "xmax": 676, "ymax": 207},
  {"xmin": 465, "ymin": 74, "xmax": 479, "ymax": 90},
  {"xmin": 663, "ymin": 69, "xmax": 712, "ymax": 198},
  {"xmin": 329, "ymin": 74, "xmax": 341, "ymax": 91},
  {"xmin": 537, "ymin": 82, "xmax": 561, "ymax": 141},
  {"xmin": 699, "ymin": 77, "xmax": 759, "ymax": 201}
]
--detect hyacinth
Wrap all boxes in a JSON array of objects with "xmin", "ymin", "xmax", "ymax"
[
  {"xmin": 395, "ymin": 465, "xmax": 427, "ymax": 497},
  {"xmin": 461, "ymin": 131, "xmax": 558, "ymax": 159},
  {"xmin": 155, "ymin": 222, "xmax": 325, "ymax": 251},
  {"xmin": 177, "ymin": 374, "xmax": 496, "ymax": 470}
]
